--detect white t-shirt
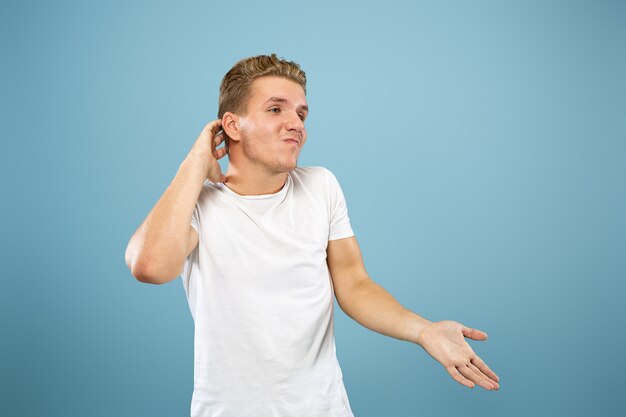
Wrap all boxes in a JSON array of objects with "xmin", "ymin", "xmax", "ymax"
[{"xmin": 181, "ymin": 166, "xmax": 356, "ymax": 417}]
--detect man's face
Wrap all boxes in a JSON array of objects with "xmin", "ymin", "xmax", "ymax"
[{"xmin": 236, "ymin": 76, "xmax": 308, "ymax": 174}]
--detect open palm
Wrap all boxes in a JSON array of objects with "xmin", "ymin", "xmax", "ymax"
[{"xmin": 417, "ymin": 320, "xmax": 500, "ymax": 390}]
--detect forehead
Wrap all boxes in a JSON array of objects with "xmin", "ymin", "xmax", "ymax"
[{"xmin": 247, "ymin": 76, "xmax": 307, "ymax": 107}]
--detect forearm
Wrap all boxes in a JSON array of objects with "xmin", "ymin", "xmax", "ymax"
[
  {"xmin": 126, "ymin": 153, "xmax": 209, "ymax": 280},
  {"xmin": 339, "ymin": 279, "xmax": 432, "ymax": 345}
]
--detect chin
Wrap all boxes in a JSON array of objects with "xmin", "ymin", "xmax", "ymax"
[{"xmin": 274, "ymin": 158, "xmax": 299, "ymax": 173}]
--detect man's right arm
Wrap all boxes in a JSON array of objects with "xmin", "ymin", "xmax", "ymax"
[{"xmin": 124, "ymin": 120, "xmax": 226, "ymax": 285}]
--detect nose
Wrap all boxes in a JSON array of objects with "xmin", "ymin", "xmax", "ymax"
[{"xmin": 285, "ymin": 110, "xmax": 305, "ymax": 134}]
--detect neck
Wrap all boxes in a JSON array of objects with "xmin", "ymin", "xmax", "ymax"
[{"xmin": 224, "ymin": 162, "xmax": 290, "ymax": 196}]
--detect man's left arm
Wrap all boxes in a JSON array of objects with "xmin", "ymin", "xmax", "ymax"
[{"xmin": 326, "ymin": 236, "xmax": 500, "ymax": 391}]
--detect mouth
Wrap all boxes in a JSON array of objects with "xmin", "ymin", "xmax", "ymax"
[{"xmin": 283, "ymin": 138, "xmax": 300, "ymax": 146}]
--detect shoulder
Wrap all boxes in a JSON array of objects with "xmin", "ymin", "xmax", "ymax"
[
  {"xmin": 290, "ymin": 166, "xmax": 335, "ymax": 184},
  {"xmin": 289, "ymin": 166, "xmax": 337, "ymax": 198},
  {"xmin": 199, "ymin": 179, "xmax": 222, "ymax": 195},
  {"xmin": 194, "ymin": 180, "xmax": 227, "ymax": 207},
  {"xmin": 290, "ymin": 166, "xmax": 347, "ymax": 203}
]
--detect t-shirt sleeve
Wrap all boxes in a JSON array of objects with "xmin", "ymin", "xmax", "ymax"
[
  {"xmin": 325, "ymin": 168, "xmax": 355, "ymax": 241},
  {"xmin": 190, "ymin": 202, "xmax": 200, "ymax": 234},
  {"xmin": 181, "ymin": 201, "xmax": 200, "ymax": 286}
]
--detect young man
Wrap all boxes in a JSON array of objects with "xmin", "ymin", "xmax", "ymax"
[{"xmin": 125, "ymin": 54, "xmax": 500, "ymax": 417}]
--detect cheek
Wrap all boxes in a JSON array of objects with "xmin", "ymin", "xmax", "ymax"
[{"xmin": 240, "ymin": 121, "xmax": 267, "ymax": 144}]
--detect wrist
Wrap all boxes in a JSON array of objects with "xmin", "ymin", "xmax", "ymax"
[{"xmin": 408, "ymin": 313, "xmax": 434, "ymax": 346}]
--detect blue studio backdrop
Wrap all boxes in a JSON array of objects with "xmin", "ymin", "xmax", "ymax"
[{"xmin": 2, "ymin": 1, "xmax": 625, "ymax": 416}]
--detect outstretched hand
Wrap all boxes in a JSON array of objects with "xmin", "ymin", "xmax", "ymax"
[{"xmin": 416, "ymin": 320, "xmax": 500, "ymax": 390}]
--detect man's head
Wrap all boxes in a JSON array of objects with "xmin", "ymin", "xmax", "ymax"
[
  {"xmin": 218, "ymin": 54, "xmax": 306, "ymax": 147},
  {"xmin": 219, "ymin": 54, "xmax": 308, "ymax": 174}
]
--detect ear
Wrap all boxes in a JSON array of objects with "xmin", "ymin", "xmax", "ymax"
[{"xmin": 221, "ymin": 111, "xmax": 241, "ymax": 142}]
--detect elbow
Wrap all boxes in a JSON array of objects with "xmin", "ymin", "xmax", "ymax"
[
  {"xmin": 125, "ymin": 242, "xmax": 152, "ymax": 283},
  {"xmin": 334, "ymin": 276, "xmax": 374, "ymax": 313},
  {"xmin": 125, "ymin": 238, "xmax": 182, "ymax": 285},
  {"xmin": 129, "ymin": 259, "xmax": 180, "ymax": 285},
  {"xmin": 132, "ymin": 266, "xmax": 166, "ymax": 285},
  {"xmin": 126, "ymin": 253, "xmax": 157, "ymax": 284}
]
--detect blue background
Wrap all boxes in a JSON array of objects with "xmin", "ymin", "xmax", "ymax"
[{"xmin": 2, "ymin": 0, "xmax": 625, "ymax": 416}]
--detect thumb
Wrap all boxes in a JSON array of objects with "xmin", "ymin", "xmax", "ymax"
[{"xmin": 462, "ymin": 326, "xmax": 488, "ymax": 341}]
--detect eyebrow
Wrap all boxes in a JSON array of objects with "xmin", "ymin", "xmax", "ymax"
[{"xmin": 265, "ymin": 97, "xmax": 309, "ymax": 113}]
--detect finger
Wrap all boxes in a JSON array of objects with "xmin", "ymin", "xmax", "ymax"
[
  {"xmin": 471, "ymin": 355, "xmax": 500, "ymax": 383},
  {"xmin": 468, "ymin": 362, "xmax": 498, "ymax": 390},
  {"xmin": 457, "ymin": 365, "xmax": 494, "ymax": 391},
  {"xmin": 446, "ymin": 365, "xmax": 474, "ymax": 389},
  {"xmin": 462, "ymin": 326, "xmax": 488, "ymax": 341},
  {"xmin": 213, "ymin": 130, "xmax": 225, "ymax": 148},
  {"xmin": 202, "ymin": 119, "xmax": 223, "ymax": 136},
  {"xmin": 214, "ymin": 146, "xmax": 228, "ymax": 160}
]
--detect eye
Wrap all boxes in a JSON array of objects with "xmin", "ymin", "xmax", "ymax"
[
  {"xmin": 298, "ymin": 113, "xmax": 306, "ymax": 121},
  {"xmin": 269, "ymin": 107, "xmax": 280, "ymax": 113}
]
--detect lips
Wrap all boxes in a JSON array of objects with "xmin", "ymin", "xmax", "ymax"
[{"xmin": 283, "ymin": 137, "xmax": 300, "ymax": 145}]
